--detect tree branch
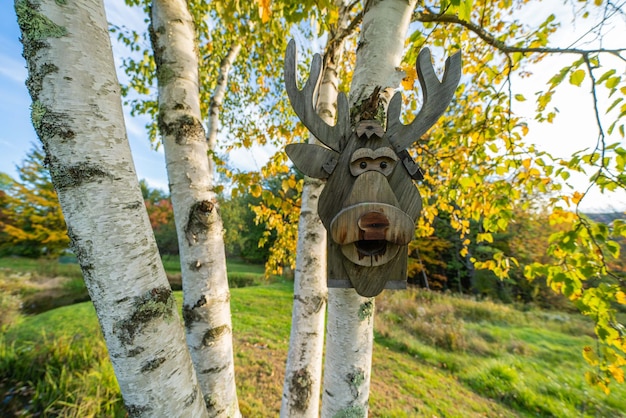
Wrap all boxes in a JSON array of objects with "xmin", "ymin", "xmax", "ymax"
[
  {"xmin": 413, "ymin": 9, "xmax": 626, "ymax": 61},
  {"xmin": 323, "ymin": 2, "xmax": 363, "ymax": 63},
  {"xmin": 206, "ymin": 43, "xmax": 242, "ymax": 156}
]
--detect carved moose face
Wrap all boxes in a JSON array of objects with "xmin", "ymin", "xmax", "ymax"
[{"xmin": 284, "ymin": 40, "xmax": 461, "ymax": 297}]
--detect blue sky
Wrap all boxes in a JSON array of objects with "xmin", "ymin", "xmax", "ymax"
[
  {"xmin": 1, "ymin": 1, "xmax": 625, "ymax": 212},
  {"xmin": 0, "ymin": 2, "xmax": 170, "ymax": 190}
]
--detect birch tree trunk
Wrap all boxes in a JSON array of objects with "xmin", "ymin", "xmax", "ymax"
[
  {"xmin": 14, "ymin": 0, "xmax": 207, "ymax": 416},
  {"xmin": 321, "ymin": 0, "xmax": 417, "ymax": 416},
  {"xmin": 280, "ymin": 4, "xmax": 356, "ymax": 416},
  {"xmin": 150, "ymin": 1, "xmax": 239, "ymax": 416},
  {"xmin": 207, "ymin": 43, "xmax": 241, "ymax": 172}
]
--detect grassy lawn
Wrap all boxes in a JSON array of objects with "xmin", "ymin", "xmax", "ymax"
[
  {"xmin": 0, "ymin": 255, "xmax": 269, "ymax": 316},
  {"xmin": 2, "ymin": 277, "xmax": 626, "ymax": 417},
  {"xmin": 0, "ymin": 254, "xmax": 265, "ymax": 280}
]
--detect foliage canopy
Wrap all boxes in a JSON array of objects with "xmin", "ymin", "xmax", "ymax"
[{"xmin": 113, "ymin": 0, "xmax": 626, "ymax": 389}]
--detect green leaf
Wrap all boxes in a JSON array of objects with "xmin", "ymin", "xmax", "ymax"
[
  {"xmin": 514, "ymin": 94, "xmax": 526, "ymax": 101},
  {"xmin": 458, "ymin": 177, "xmax": 475, "ymax": 188},
  {"xmin": 569, "ymin": 69, "xmax": 586, "ymax": 87},
  {"xmin": 459, "ymin": 0, "xmax": 473, "ymax": 20},
  {"xmin": 607, "ymin": 97, "xmax": 624, "ymax": 114},
  {"xmin": 606, "ymin": 240, "xmax": 620, "ymax": 258},
  {"xmin": 606, "ymin": 76, "xmax": 620, "ymax": 89},
  {"xmin": 597, "ymin": 69, "xmax": 616, "ymax": 84}
]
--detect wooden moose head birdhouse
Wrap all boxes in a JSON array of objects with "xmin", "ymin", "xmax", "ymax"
[{"xmin": 285, "ymin": 40, "xmax": 461, "ymax": 297}]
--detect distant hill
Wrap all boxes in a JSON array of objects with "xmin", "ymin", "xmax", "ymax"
[{"xmin": 585, "ymin": 212, "xmax": 625, "ymax": 224}]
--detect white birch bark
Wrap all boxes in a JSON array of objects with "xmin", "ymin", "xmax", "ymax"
[
  {"xmin": 207, "ymin": 43, "xmax": 241, "ymax": 172},
  {"xmin": 14, "ymin": 0, "xmax": 208, "ymax": 416},
  {"xmin": 150, "ymin": 1, "xmax": 239, "ymax": 416},
  {"xmin": 321, "ymin": 0, "xmax": 417, "ymax": 416},
  {"xmin": 280, "ymin": 4, "xmax": 355, "ymax": 416},
  {"xmin": 279, "ymin": 173, "xmax": 326, "ymax": 417}
]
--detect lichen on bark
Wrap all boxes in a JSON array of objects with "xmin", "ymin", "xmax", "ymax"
[
  {"xmin": 114, "ymin": 287, "xmax": 176, "ymax": 345},
  {"xmin": 289, "ymin": 368, "xmax": 313, "ymax": 412},
  {"xmin": 125, "ymin": 403, "xmax": 152, "ymax": 418},
  {"xmin": 332, "ymin": 405, "xmax": 367, "ymax": 418},
  {"xmin": 347, "ymin": 368, "xmax": 366, "ymax": 398},
  {"xmin": 333, "ymin": 405, "xmax": 367, "ymax": 418},
  {"xmin": 31, "ymin": 107, "xmax": 75, "ymax": 142},
  {"xmin": 158, "ymin": 113, "xmax": 205, "ymax": 145},
  {"xmin": 350, "ymin": 86, "xmax": 387, "ymax": 127},
  {"xmin": 357, "ymin": 300, "xmax": 374, "ymax": 321},
  {"xmin": 15, "ymin": 0, "xmax": 67, "ymax": 40},
  {"xmin": 26, "ymin": 62, "xmax": 58, "ymax": 101},
  {"xmin": 156, "ymin": 65, "xmax": 175, "ymax": 86},
  {"xmin": 182, "ymin": 295, "xmax": 207, "ymax": 325},
  {"xmin": 31, "ymin": 100, "xmax": 47, "ymax": 131},
  {"xmin": 49, "ymin": 161, "xmax": 110, "ymax": 190}
]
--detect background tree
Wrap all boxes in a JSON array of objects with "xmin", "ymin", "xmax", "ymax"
[
  {"xmin": 141, "ymin": 180, "xmax": 179, "ymax": 255},
  {"xmin": 0, "ymin": 146, "xmax": 68, "ymax": 257}
]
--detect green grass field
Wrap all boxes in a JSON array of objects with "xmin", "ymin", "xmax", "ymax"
[{"xmin": 1, "ymin": 257, "xmax": 626, "ymax": 417}]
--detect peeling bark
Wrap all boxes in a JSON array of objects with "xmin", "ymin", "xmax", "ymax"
[
  {"xmin": 150, "ymin": 1, "xmax": 240, "ymax": 416},
  {"xmin": 14, "ymin": 0, "xmax": 207, "ymax": 416}
]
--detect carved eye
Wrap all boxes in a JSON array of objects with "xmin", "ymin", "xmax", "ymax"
[
  {"xmin": 380, "ymin": 161, "xmax": 388, "ymax": 169},
  {"xmin": 359, "ymin": 161, "xmax": 368, "ymax": 169}
]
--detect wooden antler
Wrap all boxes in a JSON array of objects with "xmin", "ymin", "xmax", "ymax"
[
  {"xmin": 284, "ymin": 39, "xmax": 349, "ymax": 152},
  {"xmin": 387, "ymin": 48, "xmax": 462, "ymax": 153}
]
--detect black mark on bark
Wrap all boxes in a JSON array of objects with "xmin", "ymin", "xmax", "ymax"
[
  {"xmin": 114, "ymin": 287, "xmax": 174, "ymax": 345},
  {"xmin": 184, "ymin": 200, "xmax": 214, "ymax": 245},
  {"xmin": 182, "ymin": 295, "xmax": 207, "ymax": 327},
  {"xmin": 294, "ymin": 294, "xmax": 327, "ymax": 316},
  {"xmin": 158, "ymin": 113, "xmax": 205, "ymax": 145},
  {"xmin": 140, "ymin": 356, "xmax": 166, "ymax": 373},
  {"xmin": 125, "ymin": 403, "xmax": 152, "ymax": 418},
  {"xmin": 200, "ymin": 364, "xmax": 227, "ymax": 375},
  {"xmin": 202, "ymin": 324, "xmax": 230, "ymax": 346},
  {"xmin": 182, "ymin": 385, "xmax": 198, "ymax": 409},
  {"xmin": 289, "ymin": 368, "xmax": 313, "ymax": 412},
  {"xmin": 49, "ymin": 161, "xmax": 110, "ymax": 190}
]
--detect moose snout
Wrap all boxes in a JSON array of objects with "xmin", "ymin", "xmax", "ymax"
[
  {"xmin": 330, "ymin": 203, "xmax": 414, "ymax": 247},
  {"xmin": 358, "ymin": 211, "xmax": 390, "ymax": 241}
]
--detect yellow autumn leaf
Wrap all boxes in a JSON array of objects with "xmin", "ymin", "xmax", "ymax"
[
  {"xmin": 583, "ymin": 346, "xmax": 600, "ymax": 366},
  {"xmin": 599, "ymin": 381, "xmax": 611, "ymax": 395},
  {"xmin": 528, "ymin": 167, "xmax": 541, "ymax": 177},
  {"xmin": 401, "ymin": 65, "xmax": 417, "ymax": 90},
  {"xmin": 609, "ymin": 365, "xmax": 625, "ymax": 383},
  {"xmin": 521, "ymin": 124, "xmax": 529, "ymax": 136},
  {"xmin": 616, "ymin": 291, "xmax": 626, "ymax": 305},
  {"xmin": 571, "ymin": 191, "xmax": 583, "ymax": 204},
  {"xmin": 522, "ymin": 158, "xmax": 531, "ymax": 170},
  {"xmin": 250, "ymin": 184, "xmax": 262, "ymax": 198},
  {"xmin": 257, "ymin": 0, "xmax": 271, "ymax": 23}
]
